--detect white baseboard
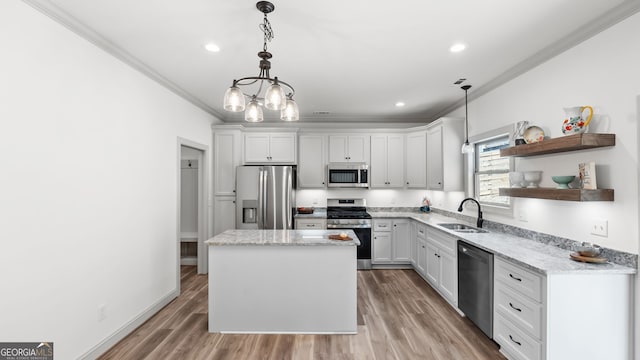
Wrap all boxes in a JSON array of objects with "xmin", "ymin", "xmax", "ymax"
[
  {"xmin": 79, "ymin": 289, "xmax": 179, "ymax": 360},
  {"xmin": 180, "ymin": 256, "xmax": 197, "ymax": 266},
  {"xmin": 180, "ymin": 232, "xmax": 198, "ymax": 239}
]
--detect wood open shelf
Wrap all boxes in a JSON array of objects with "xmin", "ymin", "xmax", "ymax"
[
  {"xmin": 500, "ymin": 133, "xmax": 615, "ymax": 157},
  {"xmin": 499, "ymin": 187, "xmax": 614, "ymax": 201}
]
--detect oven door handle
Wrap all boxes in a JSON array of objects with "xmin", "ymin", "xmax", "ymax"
[{"xmin": 326, "ymin": 224, "xmax": 372, "ymax": 229}]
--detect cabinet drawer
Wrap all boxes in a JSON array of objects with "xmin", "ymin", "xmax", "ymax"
[
  {"xmin": 495, "ymin": 258, "xmax": 542, "ymax": 302},
  {"xmin": 295, "ymin": 219, "xmax": 326, "ymax": 229},
  {"xmin": 494, "ymin": 313, "xmax": 542, "ymax": 360},
  {"xmin": 416, "ymin": 224, "xmax": 427, "ymax": 239},
  {"xmin": 427, "ymin": 227, "xmax": 456, "ymax": 254},
  {"xmin": 495, "ymin": 281, "xmax": 542, "ymax": 339},
  {"xmin": 374, "ymin": 220, "xmax": 392, "ymax": 232}
]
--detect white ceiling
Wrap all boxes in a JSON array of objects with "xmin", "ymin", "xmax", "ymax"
[{"xmin": 28, "ymin": 0, "xmax": 640, "ymax": 123}]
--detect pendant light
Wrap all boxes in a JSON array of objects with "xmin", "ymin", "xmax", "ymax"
[
  {"xmin": 223, "ymin": 2, "xmax": 298, "ymax": 121},
  {"xmin": 461, "ymin": 85, "xmax": 473, "ymax": 154}
]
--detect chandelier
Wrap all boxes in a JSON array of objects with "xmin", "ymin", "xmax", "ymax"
[{"xmin": 223, "ymin": 1, "xmax": 299, "ymax": 122}]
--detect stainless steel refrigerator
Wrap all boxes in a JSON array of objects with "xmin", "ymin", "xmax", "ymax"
[{"xmin": 236, "ymin": 166, "xmax": 296, "ymax": 229}]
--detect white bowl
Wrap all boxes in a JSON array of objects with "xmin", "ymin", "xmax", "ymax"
[
  {"xmin": 523, "ymin": 171, "xmax": 542, "ymax": 188},
  {"xmin": 509, "ymin": 171, "xmax": 524, "ymax": 188}
]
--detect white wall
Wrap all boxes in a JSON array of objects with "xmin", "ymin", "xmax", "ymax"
[
  {"xmin": 447, "ymin": 12, "xmax": 640, "ymax": 255},
  {"xmin": 0, "ymin": 2, "xmax": 220, "ymax": 359}
]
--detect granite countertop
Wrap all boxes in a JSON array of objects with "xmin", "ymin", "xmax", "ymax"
[
  {"xmin": 206, "ymin": 229, "xmax": 360, "ymax": 246},
  {"xmin": 294, "ymin": 208, "xmax": 327, "ymax": 219},
  {"xmin": 369, "ymin": 211, "xmax": 636, "ymax": 275}
]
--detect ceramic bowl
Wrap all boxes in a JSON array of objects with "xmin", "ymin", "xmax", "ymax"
[
  {"xmin": 575, "ymin": 242, "xmax": 602, "ymax": 257},
  {"xmin": 509, "ymin": 171, "xmax": 524, "ymax": 188},
  {"xmin": 523, "ymin": 171, "xmax": 542, "ymax": 188},
  {"xmin": 551, "ymin": 175, "xmax": 576, "ymax": 189}
]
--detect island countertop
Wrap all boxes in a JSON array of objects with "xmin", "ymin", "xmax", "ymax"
[{"xmin": 205, "ymin": 229, "xmax": 360, "ymax": 246}]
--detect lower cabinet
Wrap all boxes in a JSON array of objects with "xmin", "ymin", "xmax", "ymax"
[
  {"xmin": 422, "ymin": 227, "xmax": 458, "ymax": 307},
  {"xmin": 372, "ymin": 219, "xmax": 410, "ymax": 265},
  {"xmin": 493, "ymin": 257, "xmax": 633, "ymax": 360},
  {"xmin": 294, "ymin": 218, "xmax": 326, "ymax": 229}
]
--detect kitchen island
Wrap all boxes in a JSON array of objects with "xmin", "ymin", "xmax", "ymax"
[{"xmin": 205, "ymin": 229, "xmax": 359, "ymax": 334}]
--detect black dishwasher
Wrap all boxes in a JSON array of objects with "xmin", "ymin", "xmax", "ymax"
[{"xmin": 458, "ymin": 240, "xmax": 494, "ymax": 338}]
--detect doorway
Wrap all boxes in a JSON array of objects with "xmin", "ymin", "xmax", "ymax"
[{"xmin": 177, "ymin": 139, "xmax": 209, "ymax": 293}]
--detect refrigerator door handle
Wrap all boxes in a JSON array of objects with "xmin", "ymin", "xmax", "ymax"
[{"xmin": 257, "ymin": 168, "xmax": 265, "ymax": 229}]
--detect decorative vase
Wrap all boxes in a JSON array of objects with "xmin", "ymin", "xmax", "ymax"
[{"xmin": 562, "ymin": 106, "xmax": 593, "ymax": 135}]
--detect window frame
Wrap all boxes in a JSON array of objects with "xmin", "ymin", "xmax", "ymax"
[{"xmin": 464, "ymin": 124, "xmax": 515, "ymax": 216}]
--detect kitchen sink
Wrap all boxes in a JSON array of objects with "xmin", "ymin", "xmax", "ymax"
[{"xmin": 438, "ymin": 223, "xmax": 488, "ymax": 233}]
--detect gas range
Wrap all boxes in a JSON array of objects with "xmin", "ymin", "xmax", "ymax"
[
  {"xmin": 325, "ymin": 199, "xmax": 372, "ymax": 269},
  {"xmin": 326, "ymin": 199, "xmax": 372, "ymax": 227}
]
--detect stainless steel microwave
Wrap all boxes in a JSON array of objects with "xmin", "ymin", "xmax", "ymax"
[{"xmin": 327, "ymin": 163, "xmax": 369, "ymax": 188}]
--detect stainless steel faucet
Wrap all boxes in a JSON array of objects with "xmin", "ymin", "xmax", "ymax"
[{"xmin": 458, "ymin": 198, "xmax": 484, "ymax": 228}]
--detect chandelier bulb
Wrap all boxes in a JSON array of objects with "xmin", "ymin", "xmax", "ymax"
[
  {"xmin": 264, "ymin": 80, "xmax": 286, "ymax": 110},
  {"xmin": 281, "ymin": 97, "xmax": 299, "ymax": 121},
  {"xmin": 223, "ymin": 85, "xmax": 245, "ymax": 112},
  {"xmin": 245, "ymin": 97, "xmax": 264, "ymax": 122}
]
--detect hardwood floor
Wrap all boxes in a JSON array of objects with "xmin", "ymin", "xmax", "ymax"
[{"xmin": 98, "ymin": 266, "xmax": 505, "ymax": 360}]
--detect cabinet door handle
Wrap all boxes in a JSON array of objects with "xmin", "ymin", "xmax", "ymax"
[
  {"xmin": 509, "ymin": 273, "xmax": 523, "ymax": 282},
  {"xmin": 508, "ymin": 335, "xmax": 522, "ymax": 346},
  {"xmin": 509, "ymin": 302, "xmax": 522, "ymax": 312}
]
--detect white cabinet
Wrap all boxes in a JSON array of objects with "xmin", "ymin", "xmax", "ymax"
[
  {"xmin": 372, "ymin": 232, "xmax": 392, "ymax": 263},
  {"xmin": 244, "ymin": 132, "xmax": 296, "ymax": 164},
  {"xmin": 405, "ymin": 131, "xmax": 427, "ymax": 188},
  {"xmin": 392, "ymin": 219, "xmax": 410, "ymax": 262},
  {"xmin": 493, "ymin": 257, "xmax": 632, "ymax": 360},
  {"xmin": 416, "ymin": 237, "xmax": 427, "ymax": 275},
  {"xmin": 370, "ymin": 134, "xmax": 404, "ymax": 188},
  {"xmin": 328, "ymin": 135, "xmax": 369, "ymax": 163},
  {"xmin": 411, "ymin": 222, "xmax": 426, "ymax": 267},
  {"xmin": 372, "ymin": 219, "xmax": 410, "ymax": 265},
  {"xmin": 298, "ymin": 135, "xmax": 326, "ymax": 188},
  {"xmin": 423, "ymin": 227, "xmax": 458, "ymax": 306},
  {"xmin": 294, "ymin": 218, "xmax": 327, "ymax": 229},
  {"xmin": 213, "ymin": 196, "xmax": 236, "ymax": 236},
  {"xmin": 214, "ymin": 129, "xmax": 241, "ymax": 196},
  {"xmin": 426, "ymin": 118, "xmax": 464, "ymax": 191}
]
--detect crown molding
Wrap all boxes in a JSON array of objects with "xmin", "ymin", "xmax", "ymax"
[
  {"xmin": 23, "ymin": 0, "xmax": 225, "ymax": 121},
  {"xmin": 433, "ymin": 0, "xmax": 640, "ymax": 119}
]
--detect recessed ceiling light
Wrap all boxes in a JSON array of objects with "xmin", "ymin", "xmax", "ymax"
[
  {"xmin": 204, "ymin": 43, "xmax": 220, "ymax": 52},
  {"xmin": 395, "ymin": 102, "xmax": 405, "ymax": 107},
  {"xmin": 450, "ymin": 43, "xmax": 466, "ymax": 53}
]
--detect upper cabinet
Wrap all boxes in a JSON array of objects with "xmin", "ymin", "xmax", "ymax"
[
  {"xmin": 426, "ymin": 118, "xmax": 464, "ymax": 191},
  {"xmin": 328, "ymin": 135, "xmax": 370, "ymax": 163},
  {"xmin": 370, "ymin": 134, "xmax": 404, "ymax": 188},
  {"xmin": 298, "ymin": 135, "xmax": 326, "ymax": 188},
  {"xmin": 405, "ymin": 131, "xmax": 427, "ymax": 188},
  {"xmin": 244, "ymin": 132, "xmax": 297, "ymax": 164},
  {"xmin": 214, "ymin": 129, "xmax": 241, "ymax": 196}
]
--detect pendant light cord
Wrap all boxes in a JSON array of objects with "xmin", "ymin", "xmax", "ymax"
[{"xmin": 461, "ymin": 85, "xmax": 471, "ymax": 145}]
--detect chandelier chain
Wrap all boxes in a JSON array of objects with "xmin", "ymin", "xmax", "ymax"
[{"xmin": 260, "ymin": 14, "xmax": 274, "ymax": 52}]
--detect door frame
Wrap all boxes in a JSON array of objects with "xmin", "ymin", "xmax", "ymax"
[{"xmin": 177, "ymin": 138, "xmax": 210, "ymax": 292}]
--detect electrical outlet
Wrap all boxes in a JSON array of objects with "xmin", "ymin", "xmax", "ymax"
[
  {"xmin": 98, "ymin": 304, "xmax": 107, "ymax": 322},
  {"xmin": 518, "ymin": 210, "xmax": 528, "ymax": 222},
  {"xmin": 590, "ymin": 219, "xmax": 608, "ymax": 237}
]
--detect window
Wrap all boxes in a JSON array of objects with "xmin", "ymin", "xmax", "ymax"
[
  {"xmin": 465, "ymin": 124, "xmax": 514, "ymax": 212},
  {"xmin": 475, "ymin": 135, "xmax": 511, "ymax": 207}
]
